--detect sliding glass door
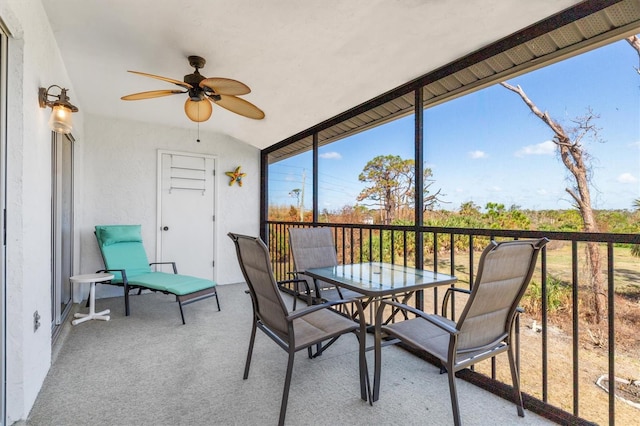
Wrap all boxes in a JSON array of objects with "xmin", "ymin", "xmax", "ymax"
[{"xmin": 51, "ymin": 132, "xmax": 74, "ymax": 340}]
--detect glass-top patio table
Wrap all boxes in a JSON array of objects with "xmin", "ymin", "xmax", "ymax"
[
  {"xmin": 305, "ymin": 262, "xmax": 457, "ymax": 401},
  {"xmin": 304, "ymin": 262, "xmax": 457, "ymax": 299},
  {"xmin": 304, "ymin": 261, "xmax": 458, "ymax": 326}
]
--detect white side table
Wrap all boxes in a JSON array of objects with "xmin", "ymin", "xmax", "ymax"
[{"xmin": 70, "ymin": 272, "xmax": 114, "ymax": 326}]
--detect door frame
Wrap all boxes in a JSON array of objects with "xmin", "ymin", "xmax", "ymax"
[{"xmin": 156, "ymin": 150, "xmax": 217, "ymax": 281}]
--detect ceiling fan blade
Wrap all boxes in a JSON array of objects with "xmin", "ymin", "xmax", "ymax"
[
  {"xmin": 184, "ymin": 98, "xmax": 213, "ymax": 122},
  {"xmin": 128, "ymin": 70, "xmax": 193, "ymax": 89},
  {"xmin": 121, "ymin": 90, "xmax": 185, "ymax": 100},
  {"xmin": 211, "ymin": 94, "xmax": 265, "ymax": 120},
  {"xmin": 200, "ymin": 78, "xmax": 251, "ymax": 95}
]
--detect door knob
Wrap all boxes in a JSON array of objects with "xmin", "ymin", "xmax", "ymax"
[{"xmin": 163, "ymin": 226, "xmax": 169, "ymax": 231}]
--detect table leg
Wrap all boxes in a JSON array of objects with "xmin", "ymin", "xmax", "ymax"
[{"xmin": 72, "ymin": 281, "xmax": 110, "ymax": 325}]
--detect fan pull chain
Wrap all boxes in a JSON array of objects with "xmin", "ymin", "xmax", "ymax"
[{"xmin": 197, "ymin": 122, "xmax": 201, "ymax": 143}]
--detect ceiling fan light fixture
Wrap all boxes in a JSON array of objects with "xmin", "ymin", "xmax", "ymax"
[{"xmin": 184, "ymin": 98, "xmax": 212, "ymax": 122}]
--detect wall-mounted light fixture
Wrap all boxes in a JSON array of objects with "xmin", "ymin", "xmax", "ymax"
[{"xmin": 38, "ymin": 85, "xmax": 79, "ymax": 134}]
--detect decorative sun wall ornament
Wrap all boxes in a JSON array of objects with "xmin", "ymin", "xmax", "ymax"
[{"xmin": 226, "ymin": 166, "xmax": 246, "ymax": 187}]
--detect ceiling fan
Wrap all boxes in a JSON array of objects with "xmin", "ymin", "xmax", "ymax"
[{"xmin": 121, "ymin": 55, "xmax": 265, "ymax": 122}]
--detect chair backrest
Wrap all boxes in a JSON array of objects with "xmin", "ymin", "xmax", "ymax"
[
  {"xmin": 288, "ymin": 227, "xmax": 338, "ymax": 270},
  {"xmin": 228, "ymin": 233, "xmax": 290, "ymax": 337},
  {"xmin": 95, "ymin": 225, "xmax": 152, "ymax": 280},
  {"xmin": 455, "ymin": 238, "xmax": 548, "ymax": 353},
  {"xmin": 288, "ymin": 227, "xmax": 338, "ymax": 288}
]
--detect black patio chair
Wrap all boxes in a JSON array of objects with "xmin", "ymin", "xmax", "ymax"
[
  {"xmin": 228, "ymin": 232, "xmax": 370, "ymax": 426},
  {"xmin": 374, "ymin": 238, "xmax": 549, "ymax": 425}
]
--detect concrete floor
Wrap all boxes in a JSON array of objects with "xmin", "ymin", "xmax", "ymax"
[{"xmin": 23, "ymin": 283, "xmax": 556, "ymax": 425}]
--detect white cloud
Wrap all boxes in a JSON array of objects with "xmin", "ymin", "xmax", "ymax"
[
  {"xmin": 536, "ymin": 189, "xmax": 548, "ymax": 195},
  {"xmin": 320, "ymin": 151, "xmax": 342, "ymax": 160},
  {"xmin": 489, "ymin": 186, "xmax": 502, "ymax": 192},
  {"xmin": 617, "ymin": 173, "xmax": 638, "ymax": 184},
  {"xmin": 515, "ymin": 140, "xmax": 556, "ymax": 157},
  {"xmin": 468, "ymin": 150, "xmax": 487, "ymax": 159}
]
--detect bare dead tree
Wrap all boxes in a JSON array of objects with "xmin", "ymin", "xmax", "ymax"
[
  {"xmin": 501, "ymin": 82, "xmax": 606, "ymax": 323},
  {"xmin": 626, "ymin": 35, "xmax": 640, "ymax": 74}
]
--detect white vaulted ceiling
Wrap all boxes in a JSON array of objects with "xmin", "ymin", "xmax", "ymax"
[{"xmin": 42, "ymin": 0, "xmax": 583, "ymax": 150}]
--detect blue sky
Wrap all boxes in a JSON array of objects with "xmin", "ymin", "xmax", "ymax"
[{"xmin": 269, "ymin": 37, "xmax": 640, "ymax": 212}]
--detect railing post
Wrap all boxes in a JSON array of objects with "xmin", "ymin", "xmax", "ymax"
[
  {"xmin": 542, "ymin": 245, "xmax": 548, "ymax": 402},
  {"xmin": 572, "ymin": 240, "xmax": 580, "ymax": 417},
  {"xmin": 608, "ymin": 242, "xmax": 615, "ymax": 426}
]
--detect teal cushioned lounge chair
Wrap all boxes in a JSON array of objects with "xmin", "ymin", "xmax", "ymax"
[{"xmin": 94, "ymin": 225, "xmax": 220, "ymax": 324}]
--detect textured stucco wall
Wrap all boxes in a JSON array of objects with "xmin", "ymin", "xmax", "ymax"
[
  {"xmin": 1, "ymin": 0, "xmax": 85, "ymax": 422},
  {"xmin": 80, "ymin": 114, "xmax": 260, "ymax": 297}
]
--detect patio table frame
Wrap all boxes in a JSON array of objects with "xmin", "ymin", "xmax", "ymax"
[{"xmin": 304, "ymin": 262, "xmax": 457, "ymax": 396}]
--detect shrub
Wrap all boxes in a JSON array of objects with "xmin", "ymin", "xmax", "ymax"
[{"xmin": 521, "ymin": 275, "xmax": 572, "ymax": 317}]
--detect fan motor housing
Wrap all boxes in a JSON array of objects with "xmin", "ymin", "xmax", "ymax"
[
  {"xmin": 187, "ymin": 88, "xmax": 204, "ymax": 101},
  {"xmin": 184, "ymin": 71, "xmax": 206, "ymax": 100},
  {"xmin": 184, "ymin": 72, "xmax": 205, "ymax": 86}
]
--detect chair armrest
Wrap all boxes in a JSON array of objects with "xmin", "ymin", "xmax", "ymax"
[
  {"xmin": 149, "ymin": 261, "xmax": 177, "ymax": 274},
  {"xmin": 96, "ymin": 268, "xmax": 128, "ymax": 283},
  {"xmin": 278, "ymin": 278, "xmax": 310, "ymax": 294},
  {"xmin": 507, "ymin": 306, "xmax": 525, "ymax": 331},
  {"xmin": 278, "ymin": 278, "xmax": 312, "ymax": 307},
  {"xmin": 442, "ymin": 287, "xmax": 471, "ymax": 315},
  {"xmin": 379, "ymin": 299, "xmax": 458, "ymax": 335}
]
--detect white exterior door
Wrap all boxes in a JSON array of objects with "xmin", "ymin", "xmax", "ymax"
[{"xmin": 157, "ymin": 151, "xmax": 216, "ymax": 280}]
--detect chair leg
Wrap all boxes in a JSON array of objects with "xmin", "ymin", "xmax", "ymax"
[
  {"xmin": 373, "ymin": 324, "xmax": 382, "ymax": 402},
  {"xmin": 243, "ymin": 321, "xmax": 257, "ymax": 380},
  {"xmin": 447, "ymin": 366, "xmax": 462, "ymax": 426},
  {"xmin": 311, "ymin": 336, "xmax": 340, "ymax": 358},
  {"xmin": 508, "ymin": 346, "xmax": 525, "ymax": 417},
  {"xmin": 357, "ymin": 332, "xmax": 371, "ymax": 403},
  {"xmin": 279, "ymin": 350, "xmax": 295, "ymax": 426},
  {"xmin": 178, "ymin": 299, "xmax": 186, "ymax": 325},
  {"xmin": 124, "ymin": 286, "xmax": 130, "ymax": 316},
  {"xmin": 306, "ymin": 342, "xmax": 322, "ymax": 359},
  {"xmin": 307, "ymin": 337, "xmax": 322, "ymax": 359},
  {"xmin": 215, "ymin": 288, "xmax": 221, "ymax": 311}
]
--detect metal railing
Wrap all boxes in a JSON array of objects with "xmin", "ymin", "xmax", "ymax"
[{"xmin": 266, "ymin": 220, "xmax": 640, "ymax": 425}]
